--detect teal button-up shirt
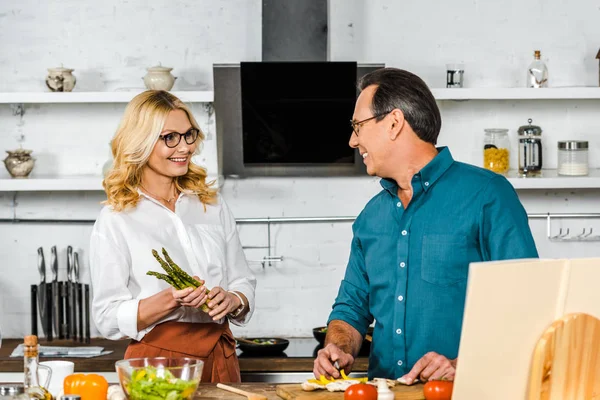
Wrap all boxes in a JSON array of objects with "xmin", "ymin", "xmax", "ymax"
[{"xmin": 328, "ymin": 147, "xmax": 538, "ymax": 379}]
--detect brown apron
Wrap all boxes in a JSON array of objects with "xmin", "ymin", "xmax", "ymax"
[{"xmin": 124, "ymin": 320, "xmax": 241, "ymax": 383}]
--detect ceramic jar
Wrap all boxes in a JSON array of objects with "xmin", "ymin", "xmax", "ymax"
[
  {"xmin": 143, "ymin": 65, "xmax": 177, "ymax": 90},
  {"xmin": 46, "ymin": 66, "xmax": 76, "ymax": 92},
  {"xmin": 4, "ymin": 149, "xmax": 35, "ymax": 178}
]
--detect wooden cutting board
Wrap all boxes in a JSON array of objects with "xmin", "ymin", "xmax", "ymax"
[
  {"xmin": 527, "ymin": 312, "xmax": 600, "ymax": 400},
  {"xmin": 195, "ymin": 383, "xmax": 279, "ymax": 399},
  {"xmin": 275, "ymin": 383, "xmax": 425, "ymax": 399}
]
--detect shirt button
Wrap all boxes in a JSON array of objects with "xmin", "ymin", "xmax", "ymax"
[
  {"xmin": 396, "ymin": 202, "xmax": 402, "ymax": 208},
  {"xmin": 397, "ymin": 360, "xmax": 403, "ymax": 366},
  {"xmin": 400, "ymin": 262, "xmax": 406, "ymax": 268},
  {"xmin": 401, "ymin": 230, "xmax": 407, "ymax": 236},
  {"xmin": 396, "ymin": 328, "xmax": 402, "ymax": 334},
  {"xmin": 424, "ymin": 181, "xmax": 430, "ymax": 186},
  {"xmin": 398, "ymin": 295, "xmax": 404, "ymax": 302}
]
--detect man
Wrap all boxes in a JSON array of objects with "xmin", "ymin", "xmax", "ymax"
[{"xmin": 313, "ymin": 68, "xmax": 538, "ymax": 384}]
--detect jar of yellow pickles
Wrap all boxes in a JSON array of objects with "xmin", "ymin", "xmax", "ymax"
[{"xmin": 483, "ymin": 129, "xmax": 510, "ymax": 174}]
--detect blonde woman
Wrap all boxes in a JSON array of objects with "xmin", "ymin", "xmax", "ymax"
[{"xmin": 90, "ymin": 90, "xmax": 256, "ymax": 383}]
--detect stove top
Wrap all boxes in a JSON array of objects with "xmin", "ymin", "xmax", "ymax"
[
  {"xmin": 236, "ymin": 338, "xmax": 321, "ymax": 358},
  {"xmin": 236, "ymin": 338, "xmax": 371, "ymax": 358}
]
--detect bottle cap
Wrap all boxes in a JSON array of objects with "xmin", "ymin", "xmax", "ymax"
[
  {"xmin": 24, "ymin": 335, "xmax": 38, "ymax": 346},
  {"xmin": 61, "ymin": 395, "xmax": 82, "ymax": 400}
]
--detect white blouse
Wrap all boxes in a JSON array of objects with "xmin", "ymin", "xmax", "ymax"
[{"xmin": 89, "ymin": 191, "xmax": 256, "ymax": 341}]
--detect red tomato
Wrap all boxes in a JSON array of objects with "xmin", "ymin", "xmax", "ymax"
[
  {"xmin": 344, "ymin": 383, "xmax": 378, "ymax": 400},
  {"xmin": 423, "ymin": 380, "xmax": 454, "ymax": 400}
]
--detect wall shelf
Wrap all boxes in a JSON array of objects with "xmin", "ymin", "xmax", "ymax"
[
  {"xmin": 0, "ymin": 91, "xmax": 214, "ymax": 104},
  {"xmin": 431, "ymin": 87, "xmax": 600, "ymax": 100},
  {"xmin": 1, "ymin": 88, "xmax": 598, "ymax": 104},
  {"xmin": 0, "ymin": 174, "xmax": 220, "ymax": 191},
  {"xmin": 507, "ymin": 169, "xmax": 600, "ymax": 189},
  {"xmin": 0, "ymin": 170, "xmax": 599, "ymax": 191}
]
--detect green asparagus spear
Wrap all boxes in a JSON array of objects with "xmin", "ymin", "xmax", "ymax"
[
  {"xmin": 151, "ymin": 249, "xmax": 186, "ymax": 289},
  {"xmin": 147, "ymin": 248, "xmax": 210, "ymax": 312},
  {"xmin": 146, "ymin": 271, "xmax": 179, "ymax": 289},
  {"xmin": 162, "ymin": 248, "xmax": 201, "ymax": 286}
]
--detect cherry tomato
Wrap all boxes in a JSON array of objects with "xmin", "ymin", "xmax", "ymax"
[
  {"xmin": 423, "ymin": 380, "xmax": 454, "ymax": 400},
  {"xmin": 344, "ymin": 383, "xmax": 378, "ymax": 400}
]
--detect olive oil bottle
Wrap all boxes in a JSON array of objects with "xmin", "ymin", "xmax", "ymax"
[{"xmin": 23, "ymin": 335, "xmax": 53, "ymax": 400}]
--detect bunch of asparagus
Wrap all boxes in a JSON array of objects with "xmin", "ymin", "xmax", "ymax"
[{"xmin": 146, "ymin": 247, "xmax": 210, "ymax": 312}]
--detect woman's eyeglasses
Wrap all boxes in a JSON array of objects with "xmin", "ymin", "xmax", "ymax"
[{"xmin": 159, "ymin": 128, "xmax": 200, "ymax": 148}]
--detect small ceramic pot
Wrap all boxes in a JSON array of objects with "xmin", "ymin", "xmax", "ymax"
[
  {"xmin": 46, "ymin": 66, "xmax": 76, "ymax": 92},
  {"xmin": 4, "ymin": 149, "xmax": 35, "ymax": 178},
  {"xmin": 143, "ymin": 65, "xmax": 177, "ymax": 91}
]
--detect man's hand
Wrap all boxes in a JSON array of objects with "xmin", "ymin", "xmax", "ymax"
[
  {"xmin": 313, "ymin": 343, "xmax": 355, "ymax": 380},
  {"xmin": 399, "ymin": 352, "xmax": 456, "ymax": 385}
]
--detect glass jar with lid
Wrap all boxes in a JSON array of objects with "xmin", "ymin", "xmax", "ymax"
[
  {"xmin": 483, "ymin": 128, "xmax": 510, "ymax": 174},
  {"xmin": 558, "ymin": 140, "xmax": 588, "ymax": 176},
  {"xmin": 517, "ymin": 118, "xmax": 543, "ymax": 176}
]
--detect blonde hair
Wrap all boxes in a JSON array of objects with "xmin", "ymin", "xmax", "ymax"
[{"xmin": 103, "ymin": 90, "xmax": 217, "ymax": 211}]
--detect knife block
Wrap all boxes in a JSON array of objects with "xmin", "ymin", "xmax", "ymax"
[{"xmin": 31, "ymin": 282, "xmax": 90, "ymax": 343}]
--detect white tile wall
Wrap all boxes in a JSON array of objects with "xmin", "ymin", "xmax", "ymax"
[{"xmin": 2, "ymin": 0, "xmax": 600, "ymax": 341}]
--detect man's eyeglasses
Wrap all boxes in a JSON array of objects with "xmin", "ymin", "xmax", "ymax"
[
  {"xmin": 159, "ymin": 128, "xmax": 200, "ymax": 148},
  {"xmin": 350, "ymin": 111, "xmax": 393, "ymax": 136}
]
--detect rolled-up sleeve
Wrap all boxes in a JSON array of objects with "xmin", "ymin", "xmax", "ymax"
[
  {"xmin": 90, "ymin": 230, "xmax": 151, "ymax": 341},
  {"xmin": 327, "ymin": 225, "xmax": 374, "ymax": 337},
  {"xmin": 220, "ymin": 198, "xmax": 256, "ymax": 326},
  {"xmin": 479, "ymin": 175, "xmax": 539, "ymax": 261}
]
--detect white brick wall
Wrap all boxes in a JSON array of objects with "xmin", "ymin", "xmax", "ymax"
[{"xmin": 2, "ymin": 0, "xmax": 600, "ymax": 341}]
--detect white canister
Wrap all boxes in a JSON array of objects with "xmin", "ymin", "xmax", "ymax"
[
  {"xmin": 143, "ymin": 65, "xmax": 177, "ymax": 91},
  {"xmin": 557, "ymin": 140, "xmax": 589, "ymax": 176}
]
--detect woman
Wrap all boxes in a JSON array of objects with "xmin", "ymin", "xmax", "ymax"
[{"xmin": 90, "ymin": 90, "xmax": 256, "ymax": 383}]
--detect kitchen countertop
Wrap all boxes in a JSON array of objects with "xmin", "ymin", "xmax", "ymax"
[
  {"xmin": 194, "ymin": 382, "xmax": 425, "ymax": 399},
  {"xmin": 0, "ymin": 338, "xmax": 369, "ymax": 373}
]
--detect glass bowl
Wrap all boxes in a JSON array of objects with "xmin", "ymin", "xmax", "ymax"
[{"xmin": 115, "ymin": 357, "xmax": 203, "ymax": 400}]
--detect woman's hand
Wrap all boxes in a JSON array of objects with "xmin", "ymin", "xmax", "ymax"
[
  {"xmin": 172, "ymin": 276, "xmax": 209, "ymax": 309},
  {"xmin": 206, "ymin": 287, "xmax": 241, "ymax": 321}
]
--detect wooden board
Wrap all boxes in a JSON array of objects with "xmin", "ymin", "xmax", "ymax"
[
  {"xmin": 195, "ymin": 383, "xmax": 279, "ymax": 399},
  {"xmin": 452, "ymin": 258, "xmax": 600, "ymax": 400},
  {"xmin": 527, "ymin": 313, "xmax": 600, "ymax": 400},
  {"xmin": 275, "ymin": 383, "xmax": 424, "ymax": 399}
]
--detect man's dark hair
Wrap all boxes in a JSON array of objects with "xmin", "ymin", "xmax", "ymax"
[{"xmin": 358, "ymin": 68, "xmax": 442, "ymax": 145}]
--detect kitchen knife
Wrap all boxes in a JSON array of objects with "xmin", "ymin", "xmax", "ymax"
[
  {"xmin": 84, "ymin": 284, "xmax": 91, "ymax": 344},
  {"xmin": 51, "ymin": 245, "xmax": 61, "ymax": 339},
  {"xmin": 31, "ymin": 284, "xmax": 38, "ymax": 336},
  {"xmin": 45, "ymin": 282, "xmax": 53, "ymax": 341},
  {"xmin": 66, "ymin": 246, "xmax": 73, "ymax": 282},
  {"xmin": 60, "ymin": 281, "xmax": 69, "ymax": 339},
  {"xmin": 74, "ymin": 252, "xmax": 84, "ymax": 342},
  {"xmin": 37, "ymin": 247, "xmax": 49, "ymax": 339},
  {"xmin": 67, "ymin": 246, "xmax": 76, "ymax": 339}
]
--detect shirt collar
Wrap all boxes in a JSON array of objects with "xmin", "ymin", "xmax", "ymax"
[{"xmin": 379, "ymin": 146, "xmax": 455, "ymax": 193}]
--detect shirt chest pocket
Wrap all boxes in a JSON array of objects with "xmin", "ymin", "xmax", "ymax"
[
  {"xmin": 421, "ymin": 234, "xmax": 469, "ymax": 287},
  {"xmin": 192, "ymin": 224, "xmax": 227, "ymax": 266}
]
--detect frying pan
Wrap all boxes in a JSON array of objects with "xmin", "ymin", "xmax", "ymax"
[{"xmin": 236, "ymin": 337, "xmax": 289, "ymax": 355}]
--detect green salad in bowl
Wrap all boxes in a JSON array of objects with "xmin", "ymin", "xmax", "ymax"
[{"xmin": 115, "ymin": 358, "xmax": 203, "ymax": 400}]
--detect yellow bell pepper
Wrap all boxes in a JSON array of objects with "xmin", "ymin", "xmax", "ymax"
[{"xmin": 64, "ymin": 373, "xmax": 109, "ymax": 400}]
